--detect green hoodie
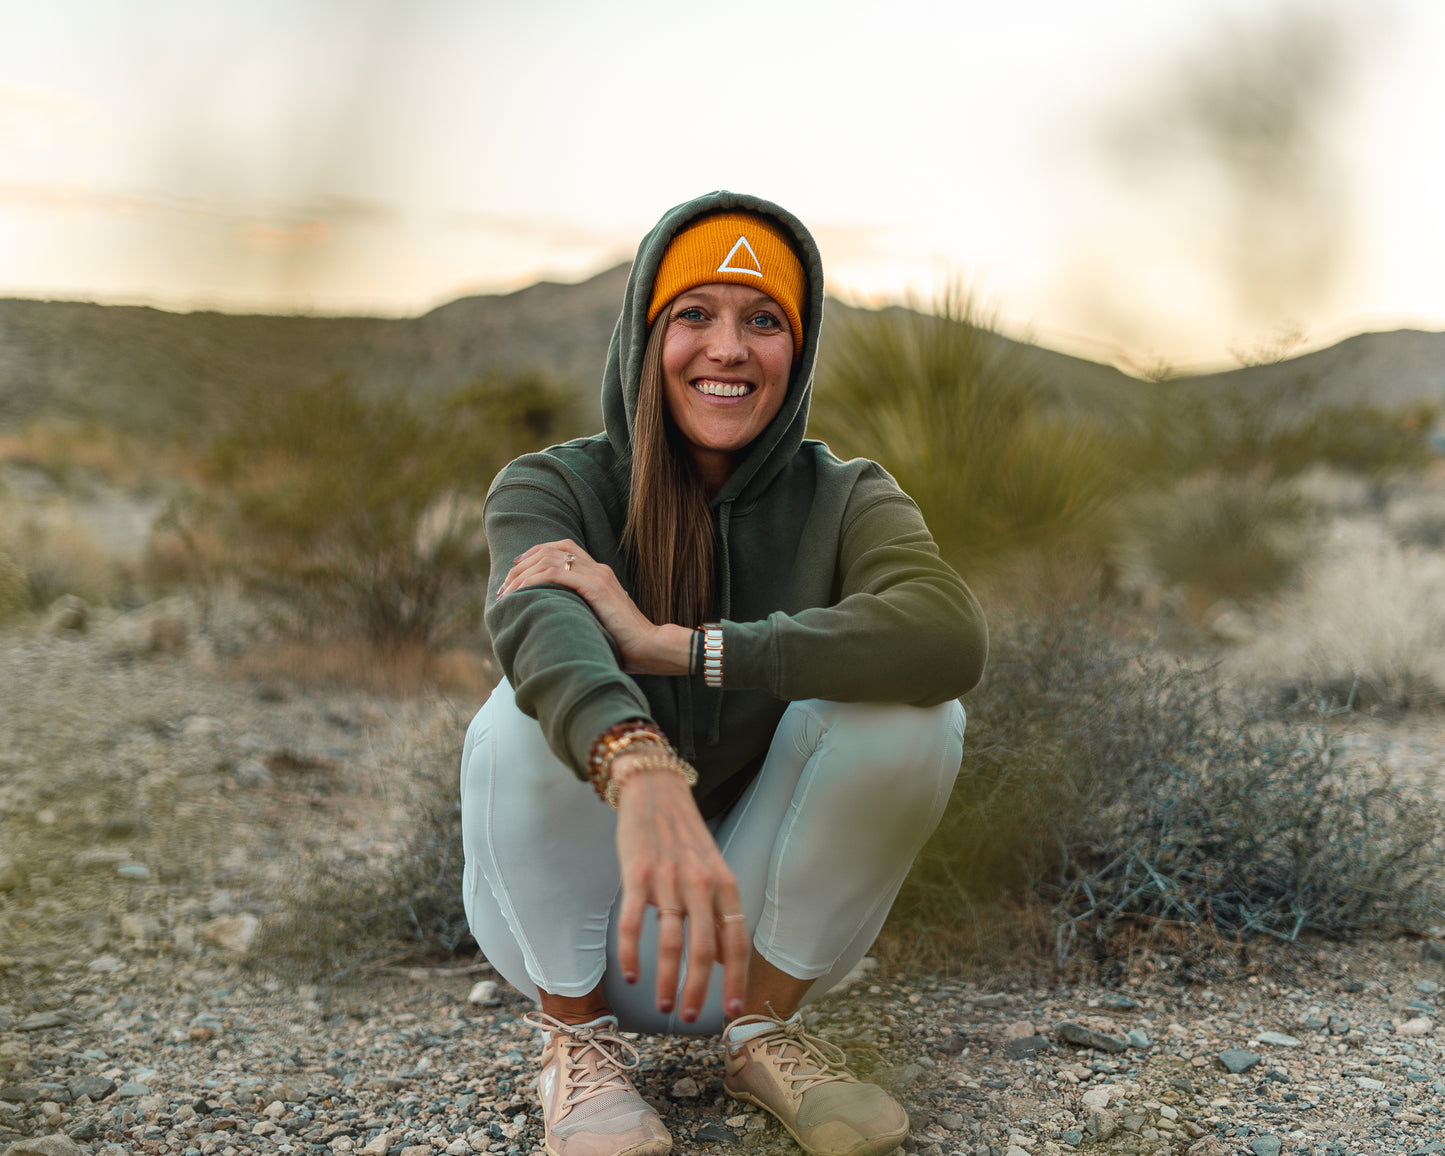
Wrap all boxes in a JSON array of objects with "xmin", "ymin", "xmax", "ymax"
[{"xmin": 483, "ymin": 190, "xmax": 987, "ymax": 817}]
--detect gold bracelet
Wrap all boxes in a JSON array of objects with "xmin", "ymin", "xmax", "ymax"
[{"xmin": 604, "ymin": 750, "xmax": 699, "ymax": 811}]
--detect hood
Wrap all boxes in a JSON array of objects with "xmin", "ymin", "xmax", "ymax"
[{"xmin": 601, "ymin": 190, "xmax": 826, "ymax": 507}]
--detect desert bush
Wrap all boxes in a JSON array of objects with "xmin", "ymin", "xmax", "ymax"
[
  {"xmin": 1151, "ymin": 375, "xmax": 1437, "ymax": 480},
  {"xmin": 0, "ymin": 504, "xmax": 122, "ymax": 608},
  {"xmin": 1240, "ymin": 521, "xmax": 1445, "ymax": 712},
  {"xmin": 0, "ymin": 550, "xmax": 27, "ymax": 622},
  {"xmin": 810, "ymin": 290, "xmax": 1136, "ymax": 573},
  {"xmin": 890, "ymin": 611, "xmax": 1445, "ymax": 967},
  {"xmin": 257, "ymin": 741, "xmax": 473, "ymax": 977},
  {"xmin": 196, "ymin": 372, "xmax": 578, "ymax": 649},
  {"xmin": 1130, "ymin": 471, "xmax": 1308, "ymax": 604}
]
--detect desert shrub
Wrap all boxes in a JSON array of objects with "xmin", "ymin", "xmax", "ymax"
[
  {"xmin": 890, "ymin": 612, "xmax": 1445, "ymax": 967},
  {"xmin": 196, "ymin": 372, "xmax": 578, "ymax": 649},
  {"xmin": 810, "ymin": 291, "xmax": 1136, "ymax": 573},
  {"xmin": 257, "ymin": 722, "xmax": 475, "ymax": 977},
  {"xmin": 1133, "ymin": 471, "xmax": 1308, "ymax": 603},
  {"xmin": 0, "ymin": 505, "xmax": 122, "ymax": 608},
  {"xmin": 1153, "ymin": 376, "xmax": 1437, "ymax": 480},
  {"xmin": 0, "ymin": 550, "xmax": 26, "ymax": 622},
  {"xmin": 1240, "ymin": 521, "xmax": 1445, "ymax": 712}
]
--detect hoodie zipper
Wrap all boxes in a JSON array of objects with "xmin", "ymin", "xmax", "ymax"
[{"xmin": 706, "ymin": 499, "xmax": 735, "ymax": 746}]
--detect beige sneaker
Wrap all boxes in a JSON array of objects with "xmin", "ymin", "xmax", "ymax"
[
  {"xmin": 723, "ymin": 1013, "xmax": 909, "ymax": 1156},
  {"xmin": 524, "ymin": 1013, "xmax": 672, "ymax": 1156}
]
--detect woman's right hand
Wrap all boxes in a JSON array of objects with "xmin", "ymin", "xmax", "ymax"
[{"xmin": 611, "ymin": 753, "xmax": 751, "ymax": 1023}]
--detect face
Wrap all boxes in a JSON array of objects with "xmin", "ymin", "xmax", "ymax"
[{"xmin": 660, "ymin": 282, "xmax": 794, "ymax": 483}]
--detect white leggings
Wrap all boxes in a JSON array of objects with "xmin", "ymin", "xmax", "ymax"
[{"xmin": 459, "ymin": 680, "xmax": 965, "ymax": 1036}]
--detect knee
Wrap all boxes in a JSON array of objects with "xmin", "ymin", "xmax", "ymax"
[{"xmin": 793, "ymin": 699, "xmax": 965, "ymax": 815}]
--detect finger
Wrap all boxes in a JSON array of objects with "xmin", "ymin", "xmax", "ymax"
[
  {"xmin": 653, "ymin": 890, "xmax": 685, "ymax": 1016},
  {"xmin": 713, "ymin": 877, "xmax": 750, "ymax": 1019},
  {"xmin": 499, "ymin": 554, "xmax": 584, "ymax": 596},
  {"xmin": 615, "ymin": 878, "xmax": 648, "ymax": 987},
  {"xmin": 678, "ymin": 893, "xmax": 718, "ymax": 1024}
]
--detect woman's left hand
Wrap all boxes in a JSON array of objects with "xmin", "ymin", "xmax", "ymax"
[{"xmin": 498, "ymin": 539, "xmax": 693, "ymax": 676}]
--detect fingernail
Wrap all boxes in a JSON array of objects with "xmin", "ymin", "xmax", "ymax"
[
  {"xmin": 624, "ymin": 971, "xmax": 638, "ymax": 984},
  {"xmin": 659, "ymin": 1000, "xmax": 674, "ymax": 1013},
  {"xmin": 726, "ymin": 999, "xmax": 742, "ymax": 1017},
  {"xmin": 682, "ymin": 1007, "xmax": 698, "ymax": 1022}
]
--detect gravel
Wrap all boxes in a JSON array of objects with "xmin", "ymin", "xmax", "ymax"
[{"xmin": 2, "ymin": 609, "xmax": 1444, "ymax": 1156}]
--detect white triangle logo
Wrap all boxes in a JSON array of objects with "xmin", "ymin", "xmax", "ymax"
[{"xmin": 717, "ymin": 235, "xmax": 764, "ymax": 278}]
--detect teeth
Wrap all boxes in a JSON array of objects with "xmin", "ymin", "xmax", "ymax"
[{"xmin": 694, "ymin": 380, "xmax": 751, "ymax": 397}]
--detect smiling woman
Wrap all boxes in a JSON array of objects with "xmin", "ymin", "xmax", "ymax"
[{"xmin": 458, "ymin": 191, "xmax": 988, "ymax": 1156}]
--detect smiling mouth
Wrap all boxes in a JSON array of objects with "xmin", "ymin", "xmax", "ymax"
[{"xmin": 692, "ymin": 379, "xmax": 754, "ymax": 398}]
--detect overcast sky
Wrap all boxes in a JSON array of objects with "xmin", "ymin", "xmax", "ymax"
[{"xmin": 1, "ymin": 0, "xmax": 1442, "ymax": 371}]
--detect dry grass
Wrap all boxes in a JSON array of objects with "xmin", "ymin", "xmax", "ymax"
[
  {"xmin": 0, "ymin": 499, "xmax": 125, "ymax": 609},
  {"xmin": 233, "ymin": 637, "xmax": 498, "ymax": 699},
  {"xmin": 0, "ymin": 421, "xmax": 186, "ymax": 492},
  {"xmin": 1239, "ymin": 519, "xmax": 1445, "ymax": 711}
]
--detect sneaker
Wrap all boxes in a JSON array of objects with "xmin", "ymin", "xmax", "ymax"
[
  {"xmin": 523, "ymin": 1012, "xmax": 672, "ymax": 1156},
  {"xmin": 723, "ymin": 1013, "xmax": 909, "ymax": 1156}
]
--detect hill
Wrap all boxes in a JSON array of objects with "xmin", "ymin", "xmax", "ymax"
[{"xmin": 0, "ymin": 267, "xmax": 1441, "ymax": 440}]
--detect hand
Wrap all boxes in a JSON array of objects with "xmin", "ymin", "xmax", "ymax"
[
  {"xmin": 498, "ymin": 539, "xmax": 692, "ymax": 675},
  {"xmin": 611, "ymin": 756, "xmax": 751, "ymax": 1022}
]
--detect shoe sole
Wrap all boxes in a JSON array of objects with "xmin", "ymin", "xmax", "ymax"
[
  {"xmin": 724, "ymin": 1086, "xmax": 909, "ymax": 1156},
  {"xmin": 542, "ymin": 1134, "xmax": 672, "ymax": 1156}
]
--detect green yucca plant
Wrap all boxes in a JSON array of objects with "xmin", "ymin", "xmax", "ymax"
[{"xmin": 810, "ymin": 290, "xmax": 1132, "ymax": 573}]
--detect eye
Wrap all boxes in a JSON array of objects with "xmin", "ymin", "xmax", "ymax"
[
  {"xmin": 749, "ymin": 312, "xmax": 783, "ymax": 330},
  {"xmin": 675, "ymin": 306, "xmax": 706, "ymax": 322}
]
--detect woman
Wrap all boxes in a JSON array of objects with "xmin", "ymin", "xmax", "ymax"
[{"xmin": 460, "ymin": 191, "xmax": 986, "ymax": 1156}]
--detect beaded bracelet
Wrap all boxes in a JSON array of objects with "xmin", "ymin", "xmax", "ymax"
[
  {"xmin": 587, "ymin": 718, "xmax": 671, "ymax": 801},
  {"xmin": 603, "ymin": 750, "xmax": 699, "ymax": 811}
]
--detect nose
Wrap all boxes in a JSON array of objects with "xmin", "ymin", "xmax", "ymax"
[{"xmin": 704, "ymin": 318, "xmax": 748, "ymax": 365}]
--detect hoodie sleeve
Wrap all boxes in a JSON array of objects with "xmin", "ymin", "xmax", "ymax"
[
  {"xmin": 482, "ymin": 468, "xmax": 655, "ymax": 781},
  {"xmin": 722, "ymin": 466, "xmax": 987, "ymax": 705}
]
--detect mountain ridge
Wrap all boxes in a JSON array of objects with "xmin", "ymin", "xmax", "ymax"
[{"xmin": 1, "ymin": 264, "xmax": 1440, "ymax": 439}]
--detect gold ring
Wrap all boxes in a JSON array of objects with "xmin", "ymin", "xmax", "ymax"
[
  {"xmin": 657, "ymin": 907, "xmax": 684, "ymax": 918},
  {"xmin": 718, "ymin": 913, "xmax": 746, "ymax": 925},
  {"xmin": 564, "ymin": 552, "xmax": 575, "ymax": 572}
]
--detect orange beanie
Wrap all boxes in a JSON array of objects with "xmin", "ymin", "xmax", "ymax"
[{"xmin": 647, "ymin": 212, "xmax": 806, "ymax": 353}]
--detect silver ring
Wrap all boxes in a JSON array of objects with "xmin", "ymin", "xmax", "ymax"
[{"xmin": 564, "ymin": 552, "xmax": 575, "ymax": 572}]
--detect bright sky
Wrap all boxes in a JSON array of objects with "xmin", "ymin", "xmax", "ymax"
[{"xmin": 2, "ymin": 0, "xmax": 1443, "ymax": 372}]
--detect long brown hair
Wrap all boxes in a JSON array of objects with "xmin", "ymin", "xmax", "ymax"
[{"xmin": 621, "ymin": 303, "xmax": 716, "ymax": 627}]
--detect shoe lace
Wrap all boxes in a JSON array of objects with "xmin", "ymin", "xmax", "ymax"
[
  {"xmin": 524, "ymin": 1012, "xmax": 646, "ymax": 1112},
  {"xmin": 731, "ymin": 1013, "xmax": 853, "ymax": 1095}
]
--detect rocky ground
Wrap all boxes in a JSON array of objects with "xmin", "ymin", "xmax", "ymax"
[{"xmin": 1, "ymin": 602, "xmax": 1443, "ymax": 1156}]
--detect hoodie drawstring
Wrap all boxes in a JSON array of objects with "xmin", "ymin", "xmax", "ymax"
[{"xmin": 707, "ymin": 500, "xmax": 735, "ymax": 746}]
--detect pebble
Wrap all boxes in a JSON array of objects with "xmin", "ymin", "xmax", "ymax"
[
  {"xmin": 1217, "ymin": 1048, "xmax": 1261, "ymax": 1074},
  {"xmin": 1254, "ymin": 1031, "xmax": 1300, "ymax": 1047},
  {"xmin": 1054, "ymin": 1021, "xmax": 1129, "ymax": 1053}
]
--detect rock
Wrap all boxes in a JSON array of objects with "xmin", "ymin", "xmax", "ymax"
[
  {"xmin": 1004, "ymin": 1020, "xmax": 1036, "ymax": 1039},
  {"xmin": 1085, "ymin": 1107, "xmax": 1117, "ymax": 1140},
  {"xmin": 233, "ymin": 759, "xmax": 274, "ymax": 788},
  {"xmin": 120, "ymin": 914, "xmax": 160, "ymax": 946},
  {"xmin": 1121, "ymin": 1112, "xmax": 1147, "ymax": 1133},
  {"xmin": 1, "ymin": 1136, "xmax": 89, "ymax": 1156},
  {"xmin": 1098, "ymin": 994, "xmax": 1140, "ymax": 1010},
  {"xmin": 1187, "ymin": 1140, "xmax": 1228, "ymax": 1156},
  {"xmin": 1080, "ymin": 1087, "xmax": 1113, "ymax": 1109},
  {"xmin": 1255, "ymin": 1031, "xmax": 1301, "ymax": 1047},
  {"xmin": 74, "ymin": 848, "xmax": 132, "ymax": 872},
  {"xmin": 1003, "ymin": 1035, "xmax": 1050, "ymax": 1058},
  {"xmin": 1396, "ymin": 1017, "xmax": 1433, "ymax": 1036},
  {"xmin": 1217, "ymin": 1048, "xmax": 1261, "ymax": 1074},
  {"xmin": 1126, "ymin": 1029, "xmax": 1151, "ymax": 1048},
  {"xmin": 115, "ymin": 1082, "xmax": 150, "ymax": 1097},
  {"xmin": 670, "ymin": 1077, "xmax": 699, "ymax": 1098},
  {"xmin": 1055, "ymin": 1021, "xmax": 1129, "ymax": 1054},
  {"xmin": 0, "ymin": 1087, "xmax": 40, "ymax": 1103},
  {"xmin": 44, "ymin": 595, "xmax": 88, "ymax": 634},
  {"xmin": 67, "ymin": 1077, "xmax": 115, "ymax": 1102},
  {"xmin": 199, "ymin": 913, "xmax": 260, "ymax": 955},
  {"xmin": 15, "ymin": 1012, "xmax": 70, "ymax": 1032},
  {"xmin": 1006, "ymin": 1147, "xmax": 1028, "ymax": 1156},
  {"xmin": 1356, "ymin": 1076, "xmax": 1385, "ymax": 1091},
  {"xmin": 821, "ymin": 955, "xmax": 877, "ymax": 997},
  {"xmin": 971, "ymin": 993, "xmax": 1012, "ymax": 1009},
  {"xmin": 115, "ymin": 862, "xmax": 149, "ymax": 881},
  {"xmin": 1423, "ymin": 939, "xmax": 1445, "ymax": 963},
  {"xmin": 466, "ymin": 980, "xmax": 498, "ymax": 1004},
  {"xmin": 0, "ymin": 857, "xmax": 23, "ymax": 893},
  {"xmin": 1061, "ymin": 1130, "xmax": 1084, "ymax": 1148},
  {"xmin": 1418, "ymin": 979, "xmax": 1441, "ymax": 994},
  {"xmin": 1203, "ymin": 598, "xmax": 1254, "ymax": 644},
  {"xmin": 694, "ymin": 1123, "xmax": 735, "ymax": 1143},
  {"xmin": 1249, "ymin": 1137, "xmax": 1282, "ymax": 1156},
  {"xmin": 360, "ymin": 1133, "xmax": 395, "ymax": 1156}
]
